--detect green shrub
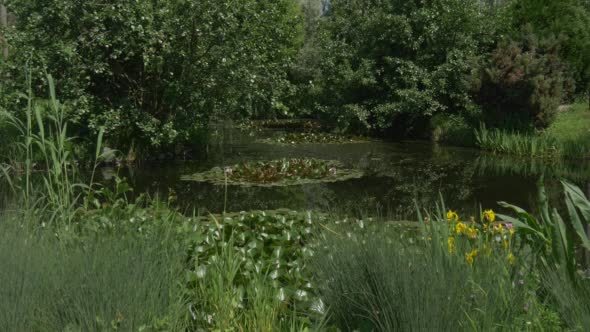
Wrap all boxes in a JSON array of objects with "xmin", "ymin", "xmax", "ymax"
[
  {"xmin": 302, "ymin": 0, "xmax": 505, "ymax": 135},
  {"xmin": 475, "ymin": 30, "xmax": 574, "ymax": 128},
  {"xmin": 509, "ymin": 0, "xmax": 590, "ymax": 97},
  {"xmin": 430, "ymin": 113, "xmax": 476, "ymax": 147}
]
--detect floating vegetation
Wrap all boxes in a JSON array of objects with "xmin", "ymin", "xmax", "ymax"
[
  {"xmin": 238, "ymin": 119, "xmax": 323, "ymax": 132},
  {"xmin": 181, "ymin": 158, "xmax": 364, "ymax": 187},
  {"xmin": 257, "ymin": 132, "xmax": 370, "ymax": 145}
]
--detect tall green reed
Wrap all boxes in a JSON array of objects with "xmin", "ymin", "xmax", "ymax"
[
  {"xmin": 498, "ymin": 180, "xmax": 590, "ymax": 283},
  {"xmin": 0, "ymin": 73, "xmax": 106, "ymax": 225},
  {"xmin": 475, "ymin": 123, "xmax": 590, "ymax": 160}
]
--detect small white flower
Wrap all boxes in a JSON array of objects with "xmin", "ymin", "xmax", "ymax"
[{"xmin": 224, "ymin": 167, "xmax": 233, "ymax": 176}]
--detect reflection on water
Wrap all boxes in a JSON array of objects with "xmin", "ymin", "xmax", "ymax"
[{"xmin": 111, "ymin": 127, "xmax": 590, "ymax": 219}]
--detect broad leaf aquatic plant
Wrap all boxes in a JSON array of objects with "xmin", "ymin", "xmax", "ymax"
[
  {"xmin": 498, "ymin": 179, "xmax": 590, "ymax": 281},
  {"xmin": 182, "ymin": 210, "xmax": 328, "ymax": 330}
]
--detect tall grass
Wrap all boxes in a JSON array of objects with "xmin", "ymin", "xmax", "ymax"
[
  {"xmin": 542, "ymin": 267, "xmax": 590, "ymax": 330},
  {"xmin": 0, "ymin": 73, "xmax": 107, "ymax": 224},
  {"xmin": 0, "ymin": 217, "xmax": 186, "ymax": 331},
  {"xmin": 475, "ymin": 123, "xmax": 590, "ymax": 160},
  {"xmin": 312, "ymin": 223, "xmax": 535, "ymax": 331},
  {"xmin": 0, "ymin": 73, "xmax": 189, "ymax": 330},
  {"xmin": 310, "ymin": 182, "xmax": 590, "ymax": 331}
]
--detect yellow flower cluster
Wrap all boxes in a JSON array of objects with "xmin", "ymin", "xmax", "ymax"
[
  {"xmin": 445, "ymin": 209, "xmax": 517, "ymax": 267},
  {"xmin": 447, "ymin": 236, "xmax": 456, "ymax": 254},
  {"xmin": 483, "ymin": 209, "xmax": 496, "ymax": 223},
  {"xmin": 447, "ymin": 210, "xmax": 459, "ymax": 222},
  {"xmin": 465, "ymin": 249, "xmax": 478, "ymax": 266}
]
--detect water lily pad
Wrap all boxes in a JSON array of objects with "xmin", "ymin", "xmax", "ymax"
[
  {"xmin": 257, "ymin": 132, "xmax": 370, "ymax": 145},
  {"xmin": 239, "ymin": 119, "xmax": 323, "ymax": 131},
  {"xmin": 181, "ymin": 158, "xmax": 364, "ymax": 187}
]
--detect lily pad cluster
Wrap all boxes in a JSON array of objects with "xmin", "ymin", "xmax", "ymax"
[
  {"xmin": 181, "ymin": 209, "xmax": 407, "ymax": 329},
  {"xmin": 240, "ymin": 119, "xmax": 323, "ymax": 131},
  {"xmin": 181, "ymin": 158, "xmax": 364, "ymax": 187},
  {"xmin": 258, "ymin": 132, "xmax": 370, "ymax": 145},
  {"xmin": 185, "ymin": 210, "xmax": 320, "ymax": 310}
]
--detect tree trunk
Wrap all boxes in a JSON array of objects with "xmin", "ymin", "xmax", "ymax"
[{"xmin": 0, "ymin": 1, "xmax": 7, "ymax": 59}]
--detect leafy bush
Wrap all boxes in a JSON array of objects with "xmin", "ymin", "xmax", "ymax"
[
  {"xmin": 475, "ymin": 30, "xmax": 574, "ymax": 128},
  {"xmin": 430, "ymin": 113, "xmax": 476, "ymax": 146},
  {"xmin": 302, "ymin": 0, "xmax": 504, "ymax": 135},
  {"xmin": 2, "ymin": 0, "xmax": 303, "ymax": 154}
]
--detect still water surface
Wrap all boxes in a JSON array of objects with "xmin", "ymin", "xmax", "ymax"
[{"xmin": 108, "ymin": 127, "xmax": 590, "ymax": 219}]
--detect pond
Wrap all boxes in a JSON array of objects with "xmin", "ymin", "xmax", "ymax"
[{"xmin": 109, "ymin": 125, "xmax": 590, "ymax": 219}]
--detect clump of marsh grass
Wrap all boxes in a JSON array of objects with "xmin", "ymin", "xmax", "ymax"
[
  {"xmin": 312, "ymin": 223, "xmax": 535, "ymax": 331},
  {"xmin": 0, "ymin": 217, "xmax": 186, "ymax": 331},
  {"xmin": 0, "ymin": 72, "xmax": 108, "ymax": 225},
  {"xmin": 475, "ymin": 123, "xmax": 590, "ymax": 160},
  {"xmin": 542, "ymin": 267, "xmax": 590, "ymax": 330}
]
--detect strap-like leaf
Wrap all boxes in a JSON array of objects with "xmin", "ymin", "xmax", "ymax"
[{"xmin": 564, "ymin": 190, "xmax": 590, "ymax": 251}]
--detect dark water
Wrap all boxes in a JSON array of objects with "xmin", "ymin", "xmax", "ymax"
[{"xmin": 106, "ymin": 127, "xmax": 590, "ymax": 219}]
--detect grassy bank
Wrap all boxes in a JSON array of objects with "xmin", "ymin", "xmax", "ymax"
[
  {"xmin": 475, "ymin": 102, "xmax": 590, "ymax": 160},
  {"xmin": 547, "ymin": 103, "xmax": 590, "ymax": 143}
]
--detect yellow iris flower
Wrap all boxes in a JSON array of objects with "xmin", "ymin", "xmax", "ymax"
[
  {"xmin": 483, "ymin": 209, "xmax": 496, "ymax": 223},
  {"xmin": 494, "ymin": 223, "xmax": 505, "ymax": 234},
  {"xmin": 465, "ymin": 249, "xmax": 478, "ymax": 266},
  {"xmin": 466, "ymin": 226, "xmax": 478, "ymax": 239},
  {"xmin": 455, "ymin": 222, "xmax": 467, "ymax": 235},
  {"xmin": 507, "ymin": 253, "xmax": 516, "ymax": 265},
  {"xmin": 447, "ymin": 210, "xmax": 459, "ymax": 222},
  {"xmin": 447, "ymin": 237, "xmax": 456, "ymax": 254}
]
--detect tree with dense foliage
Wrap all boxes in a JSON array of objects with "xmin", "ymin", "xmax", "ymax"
[
  {"xmin": 300, "ymin": 0, "xmax": 509, "ymax": 136},
  {"xmin": 1, "ymin": 0, "xmax": 303, "ymax": 154}
]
